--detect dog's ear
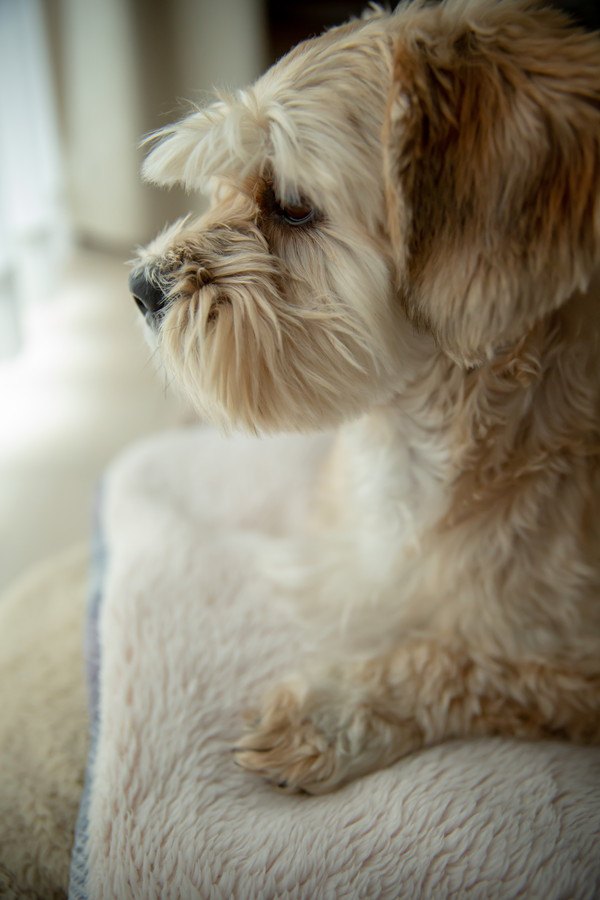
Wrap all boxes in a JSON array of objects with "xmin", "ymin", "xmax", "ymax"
[{"xmin": 383, "ymin": 4, "xmax": 600, "ymax": 365}]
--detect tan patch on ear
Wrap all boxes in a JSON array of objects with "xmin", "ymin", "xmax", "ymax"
[
  {"xmin": 384, "ymin": 2, "xmax": 600, "ymax": 363},
  {"xmin": 442, "ymin": 301, "xmax": 600, "ymax": 530},
  {"xmin": 382, "ymin": 64, "xmax": 421, "ymax": 275}
]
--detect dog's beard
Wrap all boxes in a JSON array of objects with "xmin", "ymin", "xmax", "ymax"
[
  {"xmin": 155, "ymin": 224, "xmax": 410, "ymax": 432},
  {"xmin": 159, "ymin": 264, "xmax": 385, "ymax": 433}
]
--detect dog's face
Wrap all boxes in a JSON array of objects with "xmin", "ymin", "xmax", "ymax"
[
  {"xmin": 131, "ymin": 1, "xmax": 600, "ymax": 432},
  {"xmin": 132, "ymin": 14, "xmax": 420, "ymax": 432}
]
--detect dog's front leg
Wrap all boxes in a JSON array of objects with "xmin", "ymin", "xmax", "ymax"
[{"xmin": 233, "ymin": 639, "xmax": 600, "ymax": 793}]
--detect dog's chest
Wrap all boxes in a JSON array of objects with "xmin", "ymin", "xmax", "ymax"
[{"xmin": 340, "ymin": 407, "xmax": 453, "ymax": 561}]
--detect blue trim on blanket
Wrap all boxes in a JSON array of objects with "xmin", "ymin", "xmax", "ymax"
[{"xmin": 68, "ymin": 486, "xmax": 106, "ymax": 900}]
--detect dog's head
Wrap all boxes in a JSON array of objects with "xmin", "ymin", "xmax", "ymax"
[{"xmin": 131, "ymin": 0, "xmax": 600, "ymax": 431}]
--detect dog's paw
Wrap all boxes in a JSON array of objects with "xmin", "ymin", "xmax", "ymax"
[{"xmin": 233, "ymin": 673, "xmax": 412, "ymax": 794}]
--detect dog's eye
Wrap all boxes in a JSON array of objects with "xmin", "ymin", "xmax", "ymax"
[
  {"xmin": 259, "ymin": 184, "xmax": 317, "ymax": 227},
  {"xmin": 278, "ymin": 200, "xmax": 315, "ymax": 226}
]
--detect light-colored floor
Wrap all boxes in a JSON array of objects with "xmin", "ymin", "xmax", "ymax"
[{"xmin": 0, "ymin": 249, "xmax": 189, "ymax": 592}]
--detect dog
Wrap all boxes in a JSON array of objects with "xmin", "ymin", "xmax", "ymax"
[{"xmin": 129, "ymin": 0, "xmax": 600, "ymax": 794}]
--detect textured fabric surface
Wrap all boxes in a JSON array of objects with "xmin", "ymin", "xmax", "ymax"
[
  {"xmin": 0, "ymin": 545, "xmax": 89, "ymax": 899},
  {"xmin": 69, "ymin": 514, "xmax": 105, "ymax": 900},
  {"xmin": 77, "ymin": 427, "xmax": 600, "ymax": 899}
]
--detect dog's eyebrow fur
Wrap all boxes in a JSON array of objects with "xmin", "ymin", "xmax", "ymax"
[
  {"xmin": 143, "ymin": 16, "xmax": 392, "ymax": 228},
  {"xmin": 143, "ymin": 90, "xmax": 327, "ymax": 212},
  {"xmin": 142, "ymin": 93, "xmax": 268, "ymax": 192}
]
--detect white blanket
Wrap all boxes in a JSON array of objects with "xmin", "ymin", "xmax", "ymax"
[{"xmin": 77, "ymin": 427, "xmax": 600, "ymax": 899}]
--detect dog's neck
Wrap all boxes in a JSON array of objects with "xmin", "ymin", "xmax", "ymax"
[{"xmin": 336, "ymin": 271, "xmax": 600, "ymax": 549}]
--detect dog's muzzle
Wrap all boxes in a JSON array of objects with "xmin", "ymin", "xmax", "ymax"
[{"xmin": 129, "ymin": 270, "xmax": 167, "ymax": 325}]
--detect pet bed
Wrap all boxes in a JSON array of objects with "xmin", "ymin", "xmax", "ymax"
[{"xmin": 70, "ymin": 426, "xmax": 600, "ymax": 899}]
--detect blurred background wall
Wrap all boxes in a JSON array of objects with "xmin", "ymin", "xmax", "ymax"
[
  {"xmin": 0, "ymin": 0, "xmax": 365, "ymax": 590},
  {"xmin": 46, "ymin": 0, "xmax": 269, "ymax": 250}
]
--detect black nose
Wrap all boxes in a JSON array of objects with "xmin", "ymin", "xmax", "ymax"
[{"xmin": 129, "ymin": 271, "xmax": 167, "ymax": 318}]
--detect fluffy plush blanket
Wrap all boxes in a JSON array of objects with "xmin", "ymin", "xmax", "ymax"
[{"xmin": 70, "ymin": 427, "xmax": 600, "ymax": 899}]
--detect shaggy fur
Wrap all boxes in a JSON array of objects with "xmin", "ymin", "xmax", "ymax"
[{"xmin": 132, "ymin": 0, "xmax": 600, "ymax": 793}]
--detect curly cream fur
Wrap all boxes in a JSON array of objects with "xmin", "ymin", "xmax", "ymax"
[{"xmin": 132, "ymin": 0, "xmax": 600, "ymax": 792}]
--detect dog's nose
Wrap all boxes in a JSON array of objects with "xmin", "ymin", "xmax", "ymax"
[{"xmin": 129, "ymin": 271, "xmax": 167, "ymax": 318}]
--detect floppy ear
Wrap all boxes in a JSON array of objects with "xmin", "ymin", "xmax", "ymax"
[{"xmin": 383, "ymin": 3, "xmax": 600, "ymax": 365}]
